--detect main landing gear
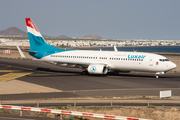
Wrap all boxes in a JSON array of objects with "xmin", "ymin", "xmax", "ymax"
[{"xmin": 82, "ymin": 70, "xmax": 89, "ymax": 75}]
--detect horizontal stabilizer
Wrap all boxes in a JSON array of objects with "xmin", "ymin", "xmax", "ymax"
[
  {"xmin": 23, "ymin": 50, "xmax": 37, "ymax": 53},
  {"xmin": 27, "ymin": 50, "xmax": 37, "ymax": 53}
]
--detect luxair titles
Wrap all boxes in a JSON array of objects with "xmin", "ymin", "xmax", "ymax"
[{"xmin": 128, "ymin": 55, "xmax": 146, "ymax": 59}]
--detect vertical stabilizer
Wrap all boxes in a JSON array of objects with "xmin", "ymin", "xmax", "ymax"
[{"xmin": 25, "ymin": 18, "xmax": 57, "ymax": 50}]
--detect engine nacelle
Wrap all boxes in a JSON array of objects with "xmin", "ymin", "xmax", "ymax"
[{"xmin": 87, "ymin": 65, "xmax": 108, "ymax": 74}]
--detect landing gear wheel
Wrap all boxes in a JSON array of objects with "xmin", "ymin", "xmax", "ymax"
[
  {"xmin": 155, "ymin": 75, "xmax": 159, "ymax": 78},
  {"xmin": 82, "ymin": 71, "xmax": 89, "ymax": 75}
]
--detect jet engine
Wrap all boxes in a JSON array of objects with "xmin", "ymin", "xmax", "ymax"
[{"xmin": 87, "ymin": 65, "xmax": 108, "ymax": 74}]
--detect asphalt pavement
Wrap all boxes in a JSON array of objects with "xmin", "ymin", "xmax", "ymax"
[{"xmin": 0, "ymin": 58, "xmax": 179, "ymax": 100}]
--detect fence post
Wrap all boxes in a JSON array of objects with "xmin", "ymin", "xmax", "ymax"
[
  {"xmin": 20, "ymin": 110, "xmax": 22, "ymax": 116},
  {"xmin": 111, "ymin": 101, "xmax": 113, "ymax": 106},
  {"xmin": 60, "ymin": 114, "xmax": 63, "ymax": 120},
  {"xmin": 74, "ymin": 101, "xmax": 76, "ymax": 109},
  {"xmin": 37, "ymin": 102, "xmax": 39, "ymax": 107},
  {"xmin": 148, "ymin": 101, "xmax": 149, "ymax": 106}
]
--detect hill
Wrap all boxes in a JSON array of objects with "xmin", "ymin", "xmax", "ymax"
[
  {"xmin": 57, "ymin": 35, "xmax": 69, "ymax": 39},
  {"xmin": 0, "ymin": 27, "xmax": 28, "ymax": 37},
  {"xmin": 81, "ymin": 34, "xmax": 103, "ymax": 39}
]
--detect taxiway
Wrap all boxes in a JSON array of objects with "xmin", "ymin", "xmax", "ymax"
[{"xmin": 0, "ymin": 58, "xmax": 179, "ymax": 100}]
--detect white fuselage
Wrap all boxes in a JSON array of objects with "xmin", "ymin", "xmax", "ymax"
[
  {"xmin": 41, "ymin": 50, "xmax": 176, "ymax": 73},
  {"xmin": 25, "ymin": 18, "xmax": 177, "ymax": 76}
]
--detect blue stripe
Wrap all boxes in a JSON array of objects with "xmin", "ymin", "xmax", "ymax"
[
  {"xmin": 28, "ymin": 32, "xmax": 58, "ymax": 50},
  {"xmin": 28, "ymin": 32, "xmax": 75, "ymax": 59}
]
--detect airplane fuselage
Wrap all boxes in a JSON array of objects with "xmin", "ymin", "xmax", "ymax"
[
  {"xmin": 25, "ymin": 18, "xmax": 177, "ymax": 78},
  {"xmin": 40, "ymin": 50, "xmax": 176, "ymax": 73}
]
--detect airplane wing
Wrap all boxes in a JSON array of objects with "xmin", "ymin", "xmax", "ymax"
[
  {"xmin": 17, "ymin": 45, "xmax": 107, "ymax": 68},
  {"xmin": 16, "ymin": 46, "xmax": 26, "ymax": 58},
  {"xmin": 114, "ymin": 46, "xmax": 118, "ymax": 52},
  {"xmin": 16, "ymin": 46, "xmax": 35, "ymax": 60},
  {"xmin": 33, "ymin": 59, "xmax": 91, "ymax": 68}
]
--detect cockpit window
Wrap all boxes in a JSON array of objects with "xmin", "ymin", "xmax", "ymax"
[{"xmin": 159, "ymin": 59, "xmax": 169, "ymax": 62}]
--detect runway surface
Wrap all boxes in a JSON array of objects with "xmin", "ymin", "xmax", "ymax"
[{"xmin": 0, "ymin": 58, "xmax": 180, "ymax": 100}]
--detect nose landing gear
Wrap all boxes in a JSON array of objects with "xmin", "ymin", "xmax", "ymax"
[
  {"xmin": 155, "ymin": 75, "xmax": 159, "ymax": 78},
  {"xmin": 155, "ymin": 72, "xmax": 165, "ymax": 78}
]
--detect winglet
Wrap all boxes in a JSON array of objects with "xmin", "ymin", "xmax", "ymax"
[
  {"xmin": 16, "ymin": 46, "xmax": 26, "ymax": 58},
  {"xmin": 114, "ymin": 46, "xmax": 118, "ymax": 52}
]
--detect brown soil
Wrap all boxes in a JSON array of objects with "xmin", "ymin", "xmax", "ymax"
[{"xmin": 67, "ymin": 106, "xmax": 180, "ymax": 120}]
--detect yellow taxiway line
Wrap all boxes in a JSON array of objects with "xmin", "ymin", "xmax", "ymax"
[
  {"xmin": 0, "ymin": 73, "xmax": 32, "ymax": 82},
  {"xmin": 0, "ymin": 70, "xmax": 22, "ymax": 73}
]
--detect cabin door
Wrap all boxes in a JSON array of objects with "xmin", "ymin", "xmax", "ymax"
[{"xmin": 149, "ymin": 56, "xmax": 153, "ymax": 66}]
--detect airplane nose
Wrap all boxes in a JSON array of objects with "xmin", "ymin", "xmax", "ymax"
[{"xmin": 171, "ymin": 62, "xmax": 177, "ymax": 69}]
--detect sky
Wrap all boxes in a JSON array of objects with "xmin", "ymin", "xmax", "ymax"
[{"xmin": 0, "ymin": 0, "xmax": 180, "ymax": 40}]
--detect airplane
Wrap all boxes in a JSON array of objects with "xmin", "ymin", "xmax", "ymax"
[{"xmin": 24, "ymin": 18, "xmax": 176, "ymax": 78}]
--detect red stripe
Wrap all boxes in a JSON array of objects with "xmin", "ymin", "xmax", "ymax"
[
  {"xmin": 61, "ymin": 111, "xmax": 72, "ymax": 115},
  {"xmin": 82, "ymin": 113, "xmax": 93, "ymax": 117},
  {"xmin": 21, "ymin": 107, "xmax": 31, "ymax": 111},
  {"xmin": 104, "ymin": 115, "xmax": 116, "ymax": 119},
  {"xmin": 2, "ymin": 106, "xmax": 12, "ymax": 109},
  {"xmin": 127, "ymin": 118, "xmax": 139, "ymax": 120},
  {"xmin": 25, "ymin": 18, "xmax": 39, "ymax": 32},
  {"xmin": 41, "ymin": 109, "xmax": 51, "ymax": 113}
]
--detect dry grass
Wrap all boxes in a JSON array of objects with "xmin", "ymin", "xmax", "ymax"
[
  {"xmin": 66, "ymin": 106, "xmax": 180, "ymax": 120},
  {"xmin": 1, "ymin": 106, "xmax": 180, "ymax": 120}
]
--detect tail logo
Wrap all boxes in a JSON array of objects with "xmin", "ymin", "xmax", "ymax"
[
  {"xmin": 28, "ymin": 21, "xmax": 35, "ymax": 29},
  {"xmin": 26, "ymin": 18, "xmax": 39, "ymax": 32}
]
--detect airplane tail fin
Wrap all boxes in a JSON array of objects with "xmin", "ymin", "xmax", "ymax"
[{"xmin": 25, "ymin": 18, "xmax": 57, "ymax": 50}]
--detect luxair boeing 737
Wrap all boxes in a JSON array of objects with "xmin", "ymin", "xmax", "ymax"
[{"xmin": 24, "ymin": 18, "xmax": 176, "ymax": 78}]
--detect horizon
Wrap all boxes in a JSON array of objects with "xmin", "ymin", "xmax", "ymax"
[{"xmin": 1, "ymin": 26, "xmax": 180, "ymax": 41}]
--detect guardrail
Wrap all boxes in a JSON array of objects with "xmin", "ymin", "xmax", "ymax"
[{"xmin": 0, "ymin": 105, "xmax": 150, "ymax": 120}]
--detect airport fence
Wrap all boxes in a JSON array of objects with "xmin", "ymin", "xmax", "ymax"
[{"xmin": 0, "ymin": 105, "xmax": 150, "ymax": 120}]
